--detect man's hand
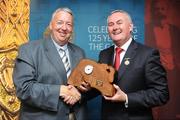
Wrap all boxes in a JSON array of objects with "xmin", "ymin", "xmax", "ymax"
[
  {"xmin": 78, "ymin": 81, "xmax": 91, "ymax": 92},
  {"xmin": 60, "ymin": 85, "xmax": 81, "ymax": 105},
  {"xmin": 103, "ymin": 84, "xmax": 127, "ymax": 102}
]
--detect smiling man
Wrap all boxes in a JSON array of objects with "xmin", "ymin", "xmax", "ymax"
[
  {"xmin": 13, "ymin": 7, "xmax": 87, "ymax": 120},
  {"xmin": 97, "ymin": 10, "xmax": 169, "ymax": 120}
]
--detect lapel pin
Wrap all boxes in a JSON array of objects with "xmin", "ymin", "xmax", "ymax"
[{"xmin": 124, "ymin": 58, "xmax": 130, "ymax": 66}]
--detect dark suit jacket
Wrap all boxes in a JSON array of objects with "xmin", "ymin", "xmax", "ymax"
[
  {"xmin": 98, "ymin": 40, "xmax": 169, "ymax": 120},
  {"xmin": 13, "ymin": 38, "xmax": 87, "ymax": 120}
]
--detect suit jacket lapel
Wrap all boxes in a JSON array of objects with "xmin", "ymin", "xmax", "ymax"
[
  {"xmin": 118, "ymin": 40, "xmax": 138, "ymax": 79},
  {"xmin": 105, "ymin": 46, "xmax": 114, "ymax": 66},
  {"xmin": 43, "ymin": 38, "xmax": 67, "ymax": 84},
  {"xmin": 109, "ymin": 47, "xmax": 115, "ymax": 66},
  {"xmin": 68, "ymin": 43, "xmax": 79, "ymax": 70}
]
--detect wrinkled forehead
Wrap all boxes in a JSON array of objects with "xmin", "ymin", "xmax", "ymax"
[
  {"xmin": 107, "ymin": 12, "xmax": 131, "ymax": 23},
  {"xmin": 50, "ymin": 11, "xmax": 73, "ymax": 25},
  {"xmin": 107, "ymin": 10, "xmax": 133, "ymax": 23}
]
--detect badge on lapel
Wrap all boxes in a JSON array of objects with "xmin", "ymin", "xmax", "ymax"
[{"xmin": 124, "ymin": 58, "xmax": 130, "ymax": 66}]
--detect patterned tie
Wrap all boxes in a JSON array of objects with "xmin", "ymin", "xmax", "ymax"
[
  {"xmin": 114, "ymin": 47, "xmax": 123, "ymax": 71},
  {"xmin": 60, "ymin": 48, "xmax": 71, "ymax": 77}
]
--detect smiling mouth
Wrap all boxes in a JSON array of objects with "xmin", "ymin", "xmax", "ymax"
[
  {"xmin": 112, "ymin": 29, "xmax": 122, "ymax": 35},
  {"xmin": 59, "ymin": 32, "xmax": 67, "ymax": 37},
  {"xmin": 113, "ymin": 31, "xmax": 122, "ymax": 35}
]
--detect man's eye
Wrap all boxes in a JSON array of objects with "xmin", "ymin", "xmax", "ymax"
[
  {"xmin": 56, "ymin": 21, "xmax": 63, "ymax": 25},
  {"xmin": 67, "ymin": 23, "xmax": 72, "ymax": 26},
  {"xmin": 108, "ymin": 23, "xmax": 114, "ymax": 26},
  {"xmin": 117, "ymin": 21, "xmax": 122, "ymax": 25}
]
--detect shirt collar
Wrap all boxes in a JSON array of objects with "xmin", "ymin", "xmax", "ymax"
[
  {"xmin": 114, "ymin": 37, "xmax": 132, "ymax": 52},
  {"xmin": 51, "ymin": 36, "xmax": 68, "ymax": 51}
]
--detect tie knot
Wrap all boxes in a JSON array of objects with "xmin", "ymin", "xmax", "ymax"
[
  {"xmin": 59, "ymin": 48, "xmax": 65, "ymax": 52},
  {"xmin": 116, "ymin": 47, "xmax": 123, "ymax": 53},
  {"xmin": 59, "ymin": 48, "xmax": 66, "ymax": 58}
]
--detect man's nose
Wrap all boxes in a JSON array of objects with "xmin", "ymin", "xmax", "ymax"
[
  {"xmin": 61, "ymin": 23, "xmax": 67, "ymax": 30},
  {"xmin": 113, "ymin": 24, "xmax": 119, "ymax": 30}
]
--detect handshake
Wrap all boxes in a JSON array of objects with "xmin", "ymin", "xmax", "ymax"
[
  {"xmin": 60, "ymin": 84, "xmax": 81, "ymax": 105},
  {"xmin": 60, "ymin": 59, "xmax": 116, "ymax": 105}
]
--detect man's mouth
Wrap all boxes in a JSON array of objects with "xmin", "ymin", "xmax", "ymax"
[
  {"xmin": 59, "ymin": 31, "xmax": 67, "ymax": 37},
  {"xmin": 112, "ymin": 30, "xmax": 122, "ymax": 35}
]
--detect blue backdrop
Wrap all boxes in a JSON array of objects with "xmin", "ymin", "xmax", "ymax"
[{"xmin": 30, "ymin": 0, "xmax": 144, "ymax": 119}]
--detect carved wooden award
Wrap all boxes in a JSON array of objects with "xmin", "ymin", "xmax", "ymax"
[{"xmin": 68, "ymin": 59, "xmax": 115, "ymax": 96}]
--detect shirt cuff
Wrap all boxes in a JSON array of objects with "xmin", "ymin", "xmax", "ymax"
[{"xmin": 124, "ymin": 94, "xmax": 128, "ymax": 108}]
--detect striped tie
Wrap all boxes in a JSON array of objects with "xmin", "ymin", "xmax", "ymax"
[{"xmin": 60, "ymin": 48, "xmax": 71, "ymax": 77}]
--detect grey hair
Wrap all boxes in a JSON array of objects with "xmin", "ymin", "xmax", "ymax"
[
  {"xmin": 51, "ymin": 7, "xmax": 74, "ymax": 22},
  {"xmin": 48, "ymin": 7, "xmax": 74, "ymax": 42},
  {"xmin": 107, "ymin": 10, "xmax": 133, "ymax": 23}
]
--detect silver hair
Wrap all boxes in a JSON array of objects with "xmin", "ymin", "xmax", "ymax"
[
  {"xmin": 51, "ymin": 7, "xmax": 74, "ymax": 22},
  {"xmin": 107, "ymin": 10, "xmax": 133, "ymax": 23},
  {"xmin": 47, "ymin": 7, "xmax": 74, "ymax": 42}
]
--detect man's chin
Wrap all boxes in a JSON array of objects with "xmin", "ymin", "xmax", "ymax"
[
  {"xmin": 57, "ymin": 36, "xmax": 67, "ymax": 40},
  {"xmin": 111, "ymin": 36, "xmax": 122, "ymax": 41}
]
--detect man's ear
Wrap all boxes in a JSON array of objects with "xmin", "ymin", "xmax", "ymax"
[
  {"xmin": 49, "ymin": 22, "xmax": 52, "ymax": 30},
  {"xmin": 129, "ymin": 23, "xmax": 133, "ymax": 32}
]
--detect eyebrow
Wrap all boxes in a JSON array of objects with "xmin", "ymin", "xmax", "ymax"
[{"xmin": 108, "ymin": 19, "xmax": 123, "ymax": 24}]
